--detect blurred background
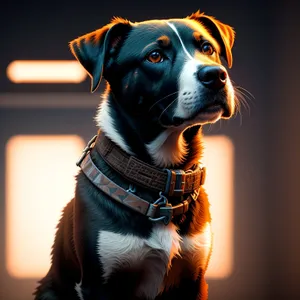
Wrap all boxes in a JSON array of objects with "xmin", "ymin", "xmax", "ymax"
[{"xmin": 0, "ymin": 0, "xmax": 300, "ymax": 299}]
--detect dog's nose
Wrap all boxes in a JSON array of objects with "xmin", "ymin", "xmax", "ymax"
[{"xmin": 198, "ymin": 66, "xmax": 227, "ymax": 90}]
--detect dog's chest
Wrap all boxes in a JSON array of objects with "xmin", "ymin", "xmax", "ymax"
[{"xmin": 97, "ymin": 222, "xmax": 212, "ymax": 298}]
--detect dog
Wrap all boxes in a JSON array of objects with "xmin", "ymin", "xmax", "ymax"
[{"xmin": 34, "ymin": 10, "xmax": 235, "ymax": 300}]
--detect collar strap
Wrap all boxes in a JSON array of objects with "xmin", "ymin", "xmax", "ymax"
[
  {"xmin": 93, "ymin": 133, "xmax": 206, "ymax": 197},
  {"xmin": 79, "ymin": 152, "xmax": 199, "ymax": 225}
]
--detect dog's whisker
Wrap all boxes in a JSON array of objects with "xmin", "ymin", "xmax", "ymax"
[
  {"xmin": 207, "ymin": 123, "xmax": 213, "ymax": 133},
  {"xmin": 234, "ymin": 88, "xmax": 251, "ymax": 117},
  {"xmin": 235, "ymin": 95, "xmax": 244, "ymax": 126},
  {"xmin": 235, "ymin": 90, "xmax": 253, "ymax": 107},
  {"xmin": 219, "ymin": 119, "xmax": 222, "ymax": 131},
  {"xmin": 236, "ymin": 92, "xmax": 251, "ymax": 114},
  {"xmin": 231, "ymin": 80, "xmax": 254, "ymax": 100},
  {"xmin": 238, "ymin": 105, "xmax": 243, "ymax": 126},
  {"xmin": 235, "ymin": 86, "xmax": 255, "ymax": 100},
  {"xmin": 231, "ymin": 94, "xmax": 243, "ymax": 126},
  {"xmin": 157, "ymin": 97, "xmax": 178, "ymax": 124},
  {"xmin": 148, "ymin": 91, "xmax": 179, "ymax": 112},
  {"xmin": 235, "ymin": 87, "xmax": 255, "ymax": 109}
]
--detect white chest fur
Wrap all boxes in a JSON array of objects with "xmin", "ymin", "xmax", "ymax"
[{"xmin": 97, "ymin": 222, "xmax": 212, "ymax": 298}]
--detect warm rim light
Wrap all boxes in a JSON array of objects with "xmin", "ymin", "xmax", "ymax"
[{"xmin": 6, "ymin": 60, "xmax": 87, "ymax": 83}]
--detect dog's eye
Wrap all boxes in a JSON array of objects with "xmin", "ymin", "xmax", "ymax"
[
  {"xmin": 147, "ymin": 51, "xmax": 164, "ymax": 63},
  {"xmin": 201, "ymin": 42, "xmax": 215, "ymax": 55}
]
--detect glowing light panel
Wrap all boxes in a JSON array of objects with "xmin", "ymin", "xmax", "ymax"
[
  {"xmin": 203, "ymin": 135, "xmax": 234, "ymax": 278},
  {"xmin": 6, "ymin": 60, "xmax": 87, "ymax": 83},
  {"xmin": 5, "ymin": 135, "xmax": 85, "ymax": 278}
]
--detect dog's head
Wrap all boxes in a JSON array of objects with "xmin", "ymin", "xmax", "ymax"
[
  {"xmin": 70, "ymin": 11, "xmax": 235, "ymax": 123},
  {"xmin": 70, "ymin": 11, "xmax": 235, "ymax": 165}
]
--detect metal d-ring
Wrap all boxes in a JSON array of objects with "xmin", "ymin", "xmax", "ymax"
[
  {"xmin": 148, "ymin": 192, "xmax": 168, "ymax": 223},
  {"xmin": 153, "ymin": 191, "xmax": 167, "ymax": 206},
  {"xmin": 149, "ymin": 215, "xmax": 167, "ymax": 222},
  {"xmin": 126, "ymin": 184, "xmax": 136, "ymax": 193}
]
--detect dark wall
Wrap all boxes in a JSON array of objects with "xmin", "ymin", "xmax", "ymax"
[
  {"xmin": 0, "ymin": 1, "xmax": 300, "ymax": 299},
  {"xmin": 266, "ymin": 3, "xmax": 300, "ymax": 298}
]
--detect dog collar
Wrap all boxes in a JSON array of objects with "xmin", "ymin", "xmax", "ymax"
[
  {"xmin": 88, "ymin": 133, "xmax": 206, "ymax": 197},
  {"xmin": 76, "ymin": 134, "xmax": 205, "ymax": 225}
]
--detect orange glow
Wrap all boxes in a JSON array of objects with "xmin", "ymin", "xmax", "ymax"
[
  {"xmin": 5, "ymin": 135, "xmax": 85, "ymax": 278},
  {"xmin": 203, "ymin": 135, "xmax": 234, "ymax": 278},
  {"xmin": 6, "ymin": 60, "xmax": 87, "ymax": 83},
  {"xmin": 5, "ymin": 135, "xmax": 233, "ymax": 279}
]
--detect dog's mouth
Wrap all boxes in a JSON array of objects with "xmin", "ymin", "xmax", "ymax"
[{"xmin": 172, "ymin": 103, "xmax": 230, "ymax": 127}]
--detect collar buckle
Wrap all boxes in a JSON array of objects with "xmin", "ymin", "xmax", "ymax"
[
  {"xmin": 164, "ymin": 169, "xmax": 187, "ymax": 197},
  {"xmin": 148, "ymin": 192, "xmax": 172, "ymax": 225}
]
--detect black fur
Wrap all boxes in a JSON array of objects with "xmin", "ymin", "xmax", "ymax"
[{"xmin": 34, "ymin": 11, "xmax": 235, "ymax": 300}]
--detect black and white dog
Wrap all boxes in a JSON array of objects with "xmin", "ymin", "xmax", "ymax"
[{"xmin": 34, "ymin": 11, "xmax": 235, "ymax": 300}]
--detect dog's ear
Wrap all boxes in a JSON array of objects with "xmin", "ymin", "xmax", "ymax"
[
  {"xmin": 69, "ymin": 18, "xmax": 132, "ymax": 92},
  {"xmin": 188, "ymin": 11, "xmax": 235, "ymax": 68}
]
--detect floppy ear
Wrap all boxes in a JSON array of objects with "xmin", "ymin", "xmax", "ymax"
[
  {"xmin": 69, "ymin": 18, "xmax": 132, "ymax": 92},
  {"xmin": 188, "ymin": 11, "xmax": 235, "ymax": 68}
]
